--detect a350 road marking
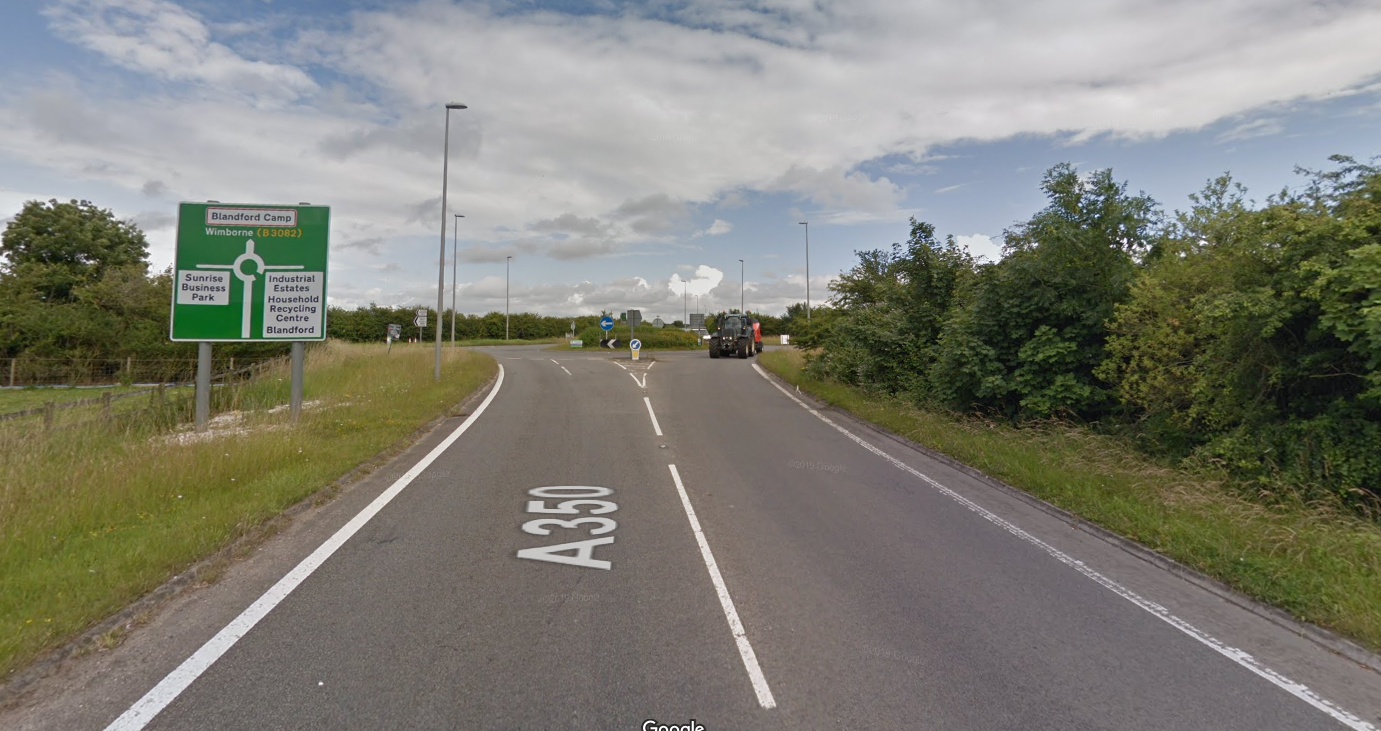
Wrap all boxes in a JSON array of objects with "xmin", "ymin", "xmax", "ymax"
[{"xmin": 516, "ymin": 486, "xmax": 619, "ymax": 570}]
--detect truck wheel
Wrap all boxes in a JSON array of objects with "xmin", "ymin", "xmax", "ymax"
[
  {"xmin": 738, "ymin": 339, "xmax": 749, "ymax": 359},
  {"xmin": 710, "ymin": 347, "xmax": 720, "ymax": 359}
]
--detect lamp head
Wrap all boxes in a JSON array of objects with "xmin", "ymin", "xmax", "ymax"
[{"xmin": 445, "ymin": 103, "xmax": 468, "ymax": 110}]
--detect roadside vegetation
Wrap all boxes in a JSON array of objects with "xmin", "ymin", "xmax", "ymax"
[
  {"xmin": 569, "ymin": 324, "xmax": 701, "ymax": 349},
  {"xmin": 329, "ymin": 306, "xmax": 599, "ymax": 342},
  {"xmin": 0, "ymin": 342, "xmax": 495, "ymax": 679},
  {"xmin": 761, "ymin": 153, "xmax": 1381, "ymax": 651},
  {"xmin": 0, "ymin": 199, "xmax": 291, "ymax": 367}
]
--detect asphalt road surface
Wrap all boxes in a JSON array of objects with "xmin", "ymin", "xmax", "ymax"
[{"xmin": 7, "ymin": 346, "xmax": 1380, "ymax": 731}]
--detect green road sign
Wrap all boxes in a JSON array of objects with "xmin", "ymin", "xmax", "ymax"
[{"xmin": 170, "ymin": 202, "xmax": 330, "ymax": 342}]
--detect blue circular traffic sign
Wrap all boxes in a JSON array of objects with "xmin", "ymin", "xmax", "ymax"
[
  {"xmin": 630, "ymin": 338, "xmax": 642, "ymax": 350},
  {"xmin": 600, "ymin": 316, "xmax": 615, "ymax": 331}
]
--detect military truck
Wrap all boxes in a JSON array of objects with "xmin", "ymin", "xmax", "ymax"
[{"xmin": 708, "ymin": 312, "xmax": 759, "ymax": 359}]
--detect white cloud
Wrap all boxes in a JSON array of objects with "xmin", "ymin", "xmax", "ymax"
[
  {"xmin": 44, "ymin": 0, "xmax": 317, "ymax": 103},
  {"xmin": 956, "ymin": 233, "xmax": 1003, "ymax": 263},
  {"xmin": 766, "ymin": 165, "xmax": 905, "ymax": 215},
  {"xmin": 1217, "ymin": 117, "xmax": 1285, "ymax": 142},
  {"xmin": 4, "ymin": 0, "xmax": 1381, "ymax": 305},
  {"xmin": 668, "ymin": 264, "xmax": 724, "ymax": 298},
  {"xmin": 693, "ymin": 219, "xmax": 733, "ymax": 237}
]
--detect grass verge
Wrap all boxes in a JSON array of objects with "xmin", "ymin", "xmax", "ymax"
[
  {"xmin": 758, "ymin": 349, "xmax": 1381, "ymax": 653},
  {"xmin": 0, "ymin": 342, "xmax": 496, "ymax": 679}
]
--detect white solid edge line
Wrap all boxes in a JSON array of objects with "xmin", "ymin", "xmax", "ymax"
[
  {"xmin": 561, "ymin": 366, "xmax": 572, "ymax": 376},
  {"xmin": 550, "ymin": 359, "xmax": 560, "ymax": 364},
  {"xmin": 104, "ymin": 365, "xmax": 508, "ymax": 731},
  {"xmin": 750, "ymin": 365, "xmax": 1374, "ymax": 731},
  {"xmin": 630, "ymin": 373, "xmax": 646, "ymax": 389},
  {"xmin": 614, "ymin": 361, "xmax": 628, "ymax": 370},
  {"xmin": 648, "ymin": 361, "xmax": 656, "ymax": 369},
  {"xmin": 643, "ymin": 397, "xmax": 663, "ymax": 436},
  {"xmin": 667, "ymin": 464, "xmax": 776, "ymax": 710}
]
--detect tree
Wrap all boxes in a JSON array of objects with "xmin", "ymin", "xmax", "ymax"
[
  {"xmin": 929, "ymin": 165, "xmax": 1160, "ymax": 418},
  {"xmin": 1099, "ymin": 158, "xmax": 1381, "ymax": 507},
  {"xmin": 2, "ymin": 199, "xmax": 149, "ymax": 302},
  {"xmin": 813, "ymin": 219, "xmax": 977, "ymax": 394}
]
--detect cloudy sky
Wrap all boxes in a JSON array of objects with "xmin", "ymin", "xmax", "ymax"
[{"xmin": 2, "ymin": 0, "xmax": 1379, "ymax": 319}]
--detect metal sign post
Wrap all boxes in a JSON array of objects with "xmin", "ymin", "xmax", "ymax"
[
  {"xmin": 599, "ymin": 315, "xmax": 614, "ymax": 348},
  {"xmin": 290, "ymin": 342, "xmax": 305, "ymax": 421},
  {"xmin": 195, "ymin": 342, "xmax": 211, "ymax": 430},
  {"xmin": 171, "ymin": 202, "xmax": 329, "ymax": 428},
  {"xmin": 414, "ymin": 309, "xmax": 427, "ymax": 345}
]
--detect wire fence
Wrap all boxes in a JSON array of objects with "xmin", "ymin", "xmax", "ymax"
[
  {"xmin": 0, "ymin": 355, "xmax": 291, "ymax": 432},
  {"xmin": 0, "ymin": 356, "xmax": 283, "ymax": 388}
]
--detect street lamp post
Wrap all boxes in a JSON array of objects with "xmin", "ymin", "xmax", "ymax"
[
  {"xmin": 739, "ymin": 258, "xmax": 744, "ymax": 316},
  {"xmin": 799, "ymin": 221, "xmax": 810, "ymax": 322},
  {"xmin": 452, "ymin": 213, "xmax": 464, "ymax": 346},
  {"xmin": 436, "ymin": 102, "xmax": 467, "ymax": 381},
  {"xmin": 683, "ymin": 281, "xmax": 687, "ymax": 327},
  {"xmin": 505, "ymin": 255, "xmax": 512, "ymax": 340}
]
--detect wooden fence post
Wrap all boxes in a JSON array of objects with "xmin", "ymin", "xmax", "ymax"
[
  {"xmin": 7, "ymin": 359, "xmax": 14, "ymax": 388},
  {"xmin": 103, "ymin": 391, "xmax": 113, "ymax": 419},
  {"xmin": 44, "ymin": 401, "xmax": 55, "ymax": 429}
]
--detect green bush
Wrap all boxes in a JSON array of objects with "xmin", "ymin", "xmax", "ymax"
[
  {"xmin": 809, "ymin": 156, "xmax": 1381, "ymax": 515},
  {"xmin": 574, "ymin": 325, "xmax": 700, "ymax": 349}
]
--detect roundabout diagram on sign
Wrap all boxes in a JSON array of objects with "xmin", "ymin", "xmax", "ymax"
[{"xmin": 194, "ymin": 239, "xmax": 305, "ymax": 338}]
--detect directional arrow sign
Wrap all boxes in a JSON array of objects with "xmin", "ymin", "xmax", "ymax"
[
  {"xmin": 171, "ymin": 202, "xmax": 329, "ymax": 341},
  {"xmin": 629, "ymin": 338, "xmax": 641, "ymax": 350},
  {"xmin": 414, "ymin": 315, "xmax": 428, "ymax": 328},
  {"xmin": 600, "ymin": 316, "xmax": 615, "ymax": 331}
]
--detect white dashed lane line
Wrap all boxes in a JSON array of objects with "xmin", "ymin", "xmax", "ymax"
[
  {"xmin": 668, "ymin": 464, "xmax": 776, "ymax": 710},
  {"xmin": 644, "ymin": 397, "xmax": 663, "ymax": 436}
]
